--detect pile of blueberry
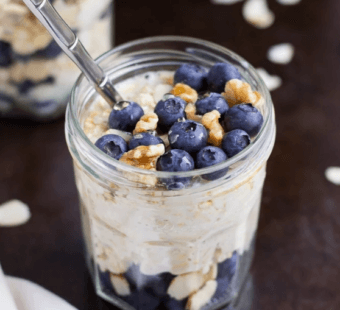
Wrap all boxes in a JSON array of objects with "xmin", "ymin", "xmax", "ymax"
[
  {"xmin": 98, "ymin": 252, "xmax": 240, "ymax": 310},
  {"xmin": 95, "ymin": 62, "xmax": 263, "ymax": 189},
  {"xmin": 0, "ymin": 39, "xmax": 64, "ymax": 116}
]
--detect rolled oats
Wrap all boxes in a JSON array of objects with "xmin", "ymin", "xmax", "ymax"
[{"xmin": 138, "ymin": 93, "xmax": 156, "ymax": 114}]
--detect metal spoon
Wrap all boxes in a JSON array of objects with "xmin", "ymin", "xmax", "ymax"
[{"xmin": 22, "ymin": 0, "xmax": 123, "ymax": 107}]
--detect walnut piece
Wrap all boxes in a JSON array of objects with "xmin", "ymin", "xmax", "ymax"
[
  {"xmin": 171, "ymin": 83, "xmax": 198, "ymax": 103},
  {"xmin": 201, "ymin": 110, "xmax": 225, "ymax": 147},
  {"xmin": 133, "ymin": 112, "xmax": 158, "ymax": 134},
  {"xmin": 223, "ymin": 79, "xmax": 258, "ymax": 107},
  {"xmin": 185, "ymin": 103, "xmax": 203, "ymax": 123},
  {"xmin": 119, "ymin": 144, "xmax": 165, "ymax": 170}
]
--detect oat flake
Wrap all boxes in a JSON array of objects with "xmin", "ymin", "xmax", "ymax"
[
  {"xmin": 277, "ymin": 0, "xmax": 301, "ymax": 5},
  {"xmin": 0, "ymin": 199, "xmax": 31, "ymax": 227},
  {"xmin": 267, "ymin": 43, "xmax": 295, "ymax": 65},
  {"xmin": 242, "ymin": 0, "xmax": 275, "ymax": 29},
  {"xmin": 256, "ymin": 68, "xmax": 282, "ymax": 91},
  {"xmin": 325, "ymin": 167, "xmax": 340, "ymax": 185}
]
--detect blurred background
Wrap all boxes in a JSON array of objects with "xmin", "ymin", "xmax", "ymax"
[{"xmin": 1, "ymin": 0, "xmax": 340, "ymax": 309}]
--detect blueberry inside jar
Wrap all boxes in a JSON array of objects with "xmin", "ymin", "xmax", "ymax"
[{"xmin": 66, "ymin": 37, "xmax": 276, "ymax": 310}]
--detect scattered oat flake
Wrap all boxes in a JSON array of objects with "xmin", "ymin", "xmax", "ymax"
[
  {"xmin": 325, "ymin": 167, "xmax": 340, "ymax": 185},
  {"xmin": 256, "ymin": 68, "xmax": 282, "ymax": 91},
  {"xmin": 242, "ymin": 0, "xmax": 275, "ymax": 29},
  {"xmin": 0, "ymin": 199, "xmax": 31, "ymax": 227},
  {"xmin": 277, "ymin": 0, "xmax": 301, "ymax": 5},
  {"xmin": 211, "ymin": 0, "xmax": 244, "ymax": 4},
  {"xmin": 267, "ymin": 43, "xmax": 295, "ymax": 65}
]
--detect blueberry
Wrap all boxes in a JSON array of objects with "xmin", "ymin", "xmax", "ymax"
[
  {"xmin": 17, "ymin": 80, "xmax": 36, "ymax": 94},
  {"xmin": 174, "ymin": 64, "xmax": 208, "ymax": 91},
  {"xmin": 222, "ymin": 104, "xmax": 263, "ymax": 137},
  {"xmin": 196, "ymin": 146, "xmax": 228, "ymax": 181},
  {"xmin": 109, "ymin": 101, "xmax": 144, "ymax": 132},
  {"xmin": 95, "ymin": 134, "xmax": 128, "ymax": 160},
  {"xmin": 213, "ymin": 252, "xmax": 239, "ymax": 302},
  {"xmin": 16, "ymin": 76, "xmax": 54, "ymax": 94},
  {"xmin": 100, "ymin": 3, "xmax": 113, "ymax": 19},
  {"xmin": 168, "ymin": 120, "xmax": 208, "ymax": 154},
  {"xmin": 129, "ymin": 132, "xmax": 164, "ymax": 150},
  {"xmin": 218, "ymin": 252, "xmax": 238, "ymax": 279},
  {"xmin": 35, "ymin": 40, "xmax": 63, "ymax": 58},
  {"xmin": 154, "ymin": 97, "xmax": 186, "ymax": 131},
  {"xmin": 157, "ymin": 149, "xmax": 195, "ymax": 190},
  {"xmin": 0, "ymin": 93, "xmax": 13, "ymax": 114},
  {"xmin": 164, "ymin": 297, "xmax": 187, "ymax": 310},
  {"xmin": 124, "ymin": 265, "xmax": 174, "ymax": 297},
  {"xmin": 98, "ymin": 269, "xmax": 114, "ymax": 295},
  {"xmin": 31, "ymin": 100, "xmax": 62, "ymax": 116},
  {"xmin": 195, "ymin": 93, "xmax": 229, "ymax": 115},
  {"xmin": 123, "ymin": 265, "xmax": 174, "ymax": 310},
  {"xmin": 221, "ymin": 129, "xmax": 251, "ymax": 158},
  {"xmin": 122, "ymin": 290, "xmax": 160, "ymax": 310},
  {"xmin": 207, "ymin": 62, "xmax": 242, "ymax": 93},
  {"xmin": 0, "ymin": 41, "xmax": 13, "ymax": 67}
]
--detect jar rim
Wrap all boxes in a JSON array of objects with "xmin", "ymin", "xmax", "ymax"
[{"xmin": 67, "ymin": 35, "xmax": 274, "ymax": 179}]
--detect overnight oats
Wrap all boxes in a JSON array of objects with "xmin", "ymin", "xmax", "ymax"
[
  {"xmin": 0, "ymin": 0, "xmax": 113, "ymax": 119},
  {"xmin": 65, "ymin": 37, "xmax": 276, "ymax": 310}
]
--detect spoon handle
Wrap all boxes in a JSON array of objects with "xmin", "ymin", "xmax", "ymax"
[{"xmin": 22, "ymin": 0, "xmax": 122, "ymax": 106}]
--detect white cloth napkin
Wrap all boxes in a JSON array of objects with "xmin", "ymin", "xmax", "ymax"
[
  {"xmin": 1, "ymin": 265, "xmax": 78, "ymax": 310},
  {"xmin": 6, "ymin": 277, "xmax": 78, "ymax": 310},
  {"xmin": 0, "ymin": 266, "xmax": 18, "ymax": 310}
]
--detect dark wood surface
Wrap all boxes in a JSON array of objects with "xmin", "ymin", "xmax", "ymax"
[{"xmin": 1, "ymin": 0, "xmax": 340, "ymax": 309}]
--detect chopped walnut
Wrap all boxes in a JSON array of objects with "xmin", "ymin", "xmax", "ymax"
[
  {"xmin": 201, "ymin": 110, "xmax": 225, "ymax": 147},
  {"xmin": 119, "ymin": 144, "xmax": 165, "ymax": 170},
  {"xmin": 222, "ymin": 79, "xmax": 258, "ymax": 107},
  {"xmin": 185, "ymin": 103, "xmax": 203, "ymax": 123},
  {"xmin": 171, "ymin": 83, "xmax": 198, "ymax": 103},
  {"xmin": 133, "ymin": 112, "xmax": 158, "ymax": 134}
]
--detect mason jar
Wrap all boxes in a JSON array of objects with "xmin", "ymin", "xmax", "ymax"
[
  {"xmin": 0, "ymin": 0, "xmax": 113, "ymax": 120},
  {"xmin": 65, "ymin": 36, "xmax": 276, "ymax": 310}
]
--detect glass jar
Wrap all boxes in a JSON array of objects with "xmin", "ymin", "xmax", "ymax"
[
  {"xmin": 65, "ymin": 36, "xmax": 276, "ymax": 310},
  {"xmin": 0, "ymin": 0, "xmax": 113, "ymax": 120}
]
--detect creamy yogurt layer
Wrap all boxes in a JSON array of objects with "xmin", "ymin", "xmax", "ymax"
[{"xmin": 76, "ymin": 69, "xmax": 271, "ymax": 310}]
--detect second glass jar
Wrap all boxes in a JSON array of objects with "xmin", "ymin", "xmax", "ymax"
[{"xmin": 0, "ymin": 0, "xmax": 113, "ymax": 120}]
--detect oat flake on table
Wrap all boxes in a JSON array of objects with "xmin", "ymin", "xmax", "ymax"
[
  {"xmin": 256, "ymin": 68, "xmax": 282, "ymax": 91},
  {"xmin": 210, "ymin": 0, "xmax": 244, "ymax": 4},
  {"xmin": 0, "ymin": 199, "xmax": 31, "ymax": 227},
  {"xmin": 276, "ymin": 0, "xmax": 301, "ymax": 5},
  {"xmin": 267, "ymin": 43, "xmax": 295, "ymax": 65},
  {"xmin": 325, "ymin": 167, "xmax": 340, "ymax": 185},
  {"xmin": 242, "ymin": 0, "xmax": 275, "ymax": 29}
]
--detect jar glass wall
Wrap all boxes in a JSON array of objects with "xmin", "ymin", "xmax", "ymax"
[
  {"xmin": 0, "ymin": 0, "xmax": 113, "ymax": 120},
  {"xmin": 65, "ymin": 36, "xmax": 276, "ymax": 310}
]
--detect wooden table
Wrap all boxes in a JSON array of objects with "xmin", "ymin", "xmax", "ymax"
[{"xmin": 1, "ymin": 0, "xmax": 340, "ymax": 309}]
